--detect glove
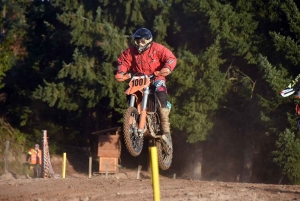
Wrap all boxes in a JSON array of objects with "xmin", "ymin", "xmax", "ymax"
[
  {"xmin": 154, "ymin": 71, "xmax": 161, "ymax": 76},
  {"xmin": 160, "ymin": 67, "xmax": 171, "ymax": 77},
  {"xmin": 114, "ymin": 73, "xmax": 131, "ymax": 82},
  {"xmin": 114, "ymin": 73, "xmax": 124, "ymax": 82}
]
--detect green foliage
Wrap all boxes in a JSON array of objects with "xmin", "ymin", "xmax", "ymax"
[
  {"xmin": 0, "ymin": 0, "xmax": 27, "ymax": 89},
  {"xmin": 273, "ymin": 129, "xmax": 300, "ymax": 184},
  {"xmin": 258, "ymin": 55, "xmax": 291, "ymax": 93},
  {"xmin": 0, "ymin": 117, "xmax": 26, "ymax": 148},
  {"xmin": 255, "ymin": 0, "xmax": 300, "ymax": 183},
  {"xmin": 196, "ymin": 0, "xmax": 258, "ymax": 63},
  {"xmin": 170, "ymin": 38, "xmax": 229, "ymax": 142},
  {"xmin": 270, "ymin": 32, "xmax": 300, "ymax": 65},
  {"xmin": 31, "ymin": 0, "xmax": 130, "ymax": 137}
]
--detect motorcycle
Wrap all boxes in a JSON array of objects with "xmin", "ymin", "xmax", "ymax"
[
  {"xmin": 121, "ymin": 72, "xmax": 173, "ymax": 170},
  {"xmin": 281, "ymin": 87, "xmax": 300, "ymax": 131},
  {"xmin": 280, "ymin": 87, "xmax": 296, "ymax": 97}
]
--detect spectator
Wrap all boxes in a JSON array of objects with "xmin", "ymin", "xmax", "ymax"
[{"xmin": 26, "ymin": 144, "xmax": 42, "ymax": 178}]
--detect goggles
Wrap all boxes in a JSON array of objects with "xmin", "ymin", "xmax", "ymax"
[{"xmin": 134, "ymin": 38, "xmax": 151, "ymax": 47}]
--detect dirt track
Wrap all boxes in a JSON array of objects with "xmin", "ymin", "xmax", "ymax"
[{"xmin": 0, "ymin": 170, "xmax": 299, "ymax": 201}]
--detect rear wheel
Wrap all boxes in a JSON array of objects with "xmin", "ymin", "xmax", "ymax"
[
  {"xmin": 123, "ymin": 107, "xmax": 143, "ymax": 156},
  {"xmin": 156, "ymin": 133, "xmax": 173, "ymax": 170}
]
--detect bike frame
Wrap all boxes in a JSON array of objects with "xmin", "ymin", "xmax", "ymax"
[
  {"xmin": 125, "ymin": 74, "xmax": 152, "ymax": 133},
  {"xmin": 122, "ymin": 73, "xmax": 173, "ymax": 170}
]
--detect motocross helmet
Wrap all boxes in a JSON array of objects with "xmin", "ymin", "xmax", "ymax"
[{"xmin": 132, "ymin": 28, "xmax": 153, "ymax": 53}]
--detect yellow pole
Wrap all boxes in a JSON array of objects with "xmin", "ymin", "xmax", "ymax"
[
  {"xmin": 150, "ymin": 147, "xmax": 160, "ymax": 201},
  {"xmin": 149, "ymin": 147, "xmax": 152, "ymax": 183},
  {"xmin": 62, "ymin": 152, "xmax": 66, "ymax": 178}
]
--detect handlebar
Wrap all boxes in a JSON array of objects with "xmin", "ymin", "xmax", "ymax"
[
  {"xmin": 127, "ymin": 71, "xmax": 165, "ymax": 78},
  {"xmin": 116, "ymin": 70, "xmax": 168, "ymax": 82}
]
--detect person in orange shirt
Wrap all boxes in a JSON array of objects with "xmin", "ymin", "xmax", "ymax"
[{"xmin": 26, "ymin": 144, "xmax": 42, "ymax": 178}]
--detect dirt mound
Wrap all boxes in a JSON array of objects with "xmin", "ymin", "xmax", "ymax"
[
  {"xmin": 0, "ymin": 172, "xmax": 16, "ymax": 180},
  {"xmin": 0, "ymin": 172, "xmax": 29, "ymax": 181}
]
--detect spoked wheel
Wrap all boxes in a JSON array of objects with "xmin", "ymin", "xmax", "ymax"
[
  {"xmin": 156, "ymin": 133, "xmax": 173, "ymax": 170},
  {"xmin": 123, "ymin": 107, "xmax": 144, "ymax": 157}
]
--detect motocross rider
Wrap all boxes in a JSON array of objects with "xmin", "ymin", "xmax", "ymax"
[{"xmin": 114, "ymin": 28, "xmax": 177, "ymax": 135}]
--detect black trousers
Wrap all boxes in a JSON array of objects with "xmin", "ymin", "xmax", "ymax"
[{"xmin": 33, "ymin": 165, "xmax": 42, "ymax": 178}]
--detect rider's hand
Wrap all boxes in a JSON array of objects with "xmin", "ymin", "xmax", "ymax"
[
  {"xmin": 160, "ymin": 67, "xmax": 171, "ymax": 77},
  {"xmin": 123, "ymin": 73, "xmax": 131, "ymax": 80},
  {"xmin": 114, "ymin": 72, "xmax": 131, "ymax": 82},
  {"xmin": 114, "ymin": 73, "xmax": 124, "ymax": 82}
]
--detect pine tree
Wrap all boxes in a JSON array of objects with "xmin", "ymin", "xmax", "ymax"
[
  {"xmin": 0, "ymin": 0, "xmax": 28, "ymax": 121},
  {"xmin": 169, "ymin": 38, "xmax": 229, "ymax": 142},
  {"xmin": 0, "ymin": 0, "xmax": 27, "ymax": 89},
  {"xmin": 257, "ymin": 1, "xmax": 300, "ymax": 183},
  {"xmin": 29, "ymin": 1, "xmax": 130, "ymax": 145},
  {"xmin": 177, "ymin": 0, "xmax": 300, "ymax": 183},
  {"xmin": 1, "ymin": 0, "xmax": 78, "ymax": 143}
]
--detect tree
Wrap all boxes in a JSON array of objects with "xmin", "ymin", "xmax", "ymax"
[
  {"xmin": 0, "ymin": 0, "xmax": 27, "ymax": 91},
  {"xmin": 30, "ymin": 1, "xmax": 129, "ymax": 145},
  {"xmin": 257, "ymin": 0, "xmax": 300, "ymax": 184}
]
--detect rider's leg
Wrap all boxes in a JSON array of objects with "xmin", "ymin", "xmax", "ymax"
[
  {"xmin": 159, "ymin": 107, "xmax": 170, "ymax": 134},
  {"xmin": 287, "ymin": 73, "xmax": 300, "ymax": 89},
  {"xmin": 154, "ymin": 79, "xmax": 170, "ymax": 134}
]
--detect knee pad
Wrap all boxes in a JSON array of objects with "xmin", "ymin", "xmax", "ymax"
[{"xmin": 156, "ymin": 91, "xmax": 168, "ymax": 108}]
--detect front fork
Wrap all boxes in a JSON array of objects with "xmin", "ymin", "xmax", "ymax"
[{"xmin": 129, "ymin": 87, "xmax": 150, "ymax": 135}]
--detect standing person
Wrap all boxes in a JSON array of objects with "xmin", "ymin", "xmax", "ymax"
[
  {"xmin": 26, "ymin": 144, "xmax": 42, "ymax": 178},
  {"xmin": 114, "ymin": 28, "xmax": 177, "ymax": 135}
]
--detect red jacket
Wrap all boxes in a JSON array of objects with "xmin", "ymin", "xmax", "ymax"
[{"xmin": 117, "ymin": 42, "xmax": 177, "ymax": 80}]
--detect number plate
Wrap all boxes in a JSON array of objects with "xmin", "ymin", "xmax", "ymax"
[{"xmin": 125, "ymin": 75, "xmax": 150, "ymax": 95}]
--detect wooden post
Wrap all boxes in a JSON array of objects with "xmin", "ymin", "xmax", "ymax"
[
  {"xmin": 42, "ymin": 130, "xmax": 47, "ymax": 178},
  {"xmin": 137, "ymin": 165, "xmax": 142, "ymax": 179},
  {"xmin": 88, "ymin": 156, "xmax": 92, "ymax": 179},
  {"xmin": 105, "ymin": 161, "xmax": 108, "ymax": 179},
  {"xmin": 4, "ymin": 141, "xmax": 9, "ymax": 173}
]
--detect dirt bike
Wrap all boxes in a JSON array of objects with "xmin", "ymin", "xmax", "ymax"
[
  {"xmin": 280, "ymin": 87, "xmax": 297, "ymax": 97},
  {"xmin": 281, "ymin": 87, "xmax": 300, "ymax": 131},
  {"xmin": 122, "ymin": 72, "xmax": 173, "ymax": 170}
]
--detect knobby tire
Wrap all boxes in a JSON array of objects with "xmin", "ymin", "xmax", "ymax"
[
  {"xmin": 156, "ymin": 133, "xmax": 173, "ymax": 170},
  {"xmin": 123, "ymin": 107, "xmax": 143, "ymax": 157}
]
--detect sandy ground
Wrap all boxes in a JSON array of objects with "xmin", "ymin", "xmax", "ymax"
[
  {"xmin": 0, "ymin": 169, "xmax": 300, "ymax": 201},
  {"xmin": 0, "ymin": 151, "xmax": 299, "ymax": 201}
]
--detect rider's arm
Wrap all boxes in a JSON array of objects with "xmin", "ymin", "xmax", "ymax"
[
  {"xmin": 115, "ymin": 49, "xmax": 133, "ymax": 82},
  {"xmin": 156, "ymin": 44, "xmax": 177, "ymax": 76},
  {"xmin": 116, "ymin": 48, "xmax": 133, "ymax": 74},
  {"xmin": 159, "ymin": 45, "xmax": 177, "ymax": 72}
]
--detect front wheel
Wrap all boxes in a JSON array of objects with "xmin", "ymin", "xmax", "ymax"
[
  {"xmin": 123, "ymin": 107, "xmax": 144, "ymax": 157},
  {"xmin": 156, "ymin": 133, "xmax": 173, "ymax": 170}
]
